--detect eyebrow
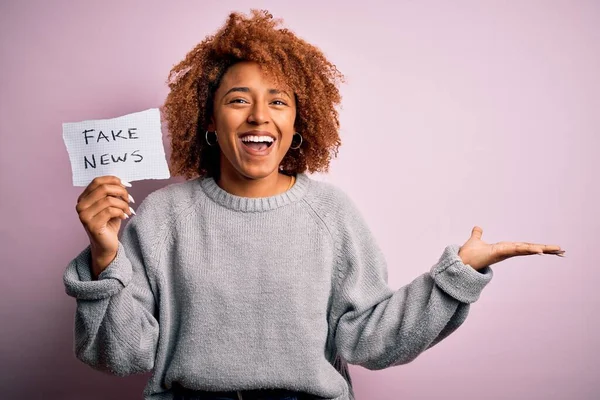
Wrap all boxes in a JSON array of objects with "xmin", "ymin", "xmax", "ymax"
[{"xmin": 223, "ymin": 87, "xmax": 292, "ymax": 99}]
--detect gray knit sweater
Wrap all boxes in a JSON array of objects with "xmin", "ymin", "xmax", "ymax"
[{"xmin": 63, "ymin": 173, "xmax": 493, "ymax": 400}]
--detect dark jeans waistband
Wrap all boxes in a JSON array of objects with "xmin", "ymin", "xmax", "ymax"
[{"xmin": 172, "ymin": 383, "xmax": 309, "ymax": 400}]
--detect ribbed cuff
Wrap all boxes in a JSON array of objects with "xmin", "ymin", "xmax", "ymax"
[
  {"xmin": 63, "ymin": 242, "xmax": 132, "ymax": 300},
  {"xmin": 430, "ymin": 244, "xmax": 493, "ymax": 303}
]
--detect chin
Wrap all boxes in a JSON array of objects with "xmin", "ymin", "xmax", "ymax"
[{"xmin": 236, "ymin": 163, "xmax": 279, "ymax": 180}]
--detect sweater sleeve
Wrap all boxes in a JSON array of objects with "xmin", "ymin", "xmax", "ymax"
[
  {"xmin": 328, "ymin": 194, "xmax": 493, "ymax": 370},
  {"xmin": 62, "ymin": 197, "xmax": 161, "ymax": 376}
]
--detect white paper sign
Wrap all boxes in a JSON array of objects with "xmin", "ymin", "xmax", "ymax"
[{"xmin": 63, "ymin": 108, "xmax": 170, "ymax": 186}]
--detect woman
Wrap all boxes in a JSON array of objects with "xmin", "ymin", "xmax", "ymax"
[{"xmin": 63, "ymin": 10, "xmax": 565, "ymax": 400}]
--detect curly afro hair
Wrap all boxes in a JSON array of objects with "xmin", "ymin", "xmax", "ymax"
[{"xmin": 162, "ymin": 9, "xmax": 345, "ymax": 179}]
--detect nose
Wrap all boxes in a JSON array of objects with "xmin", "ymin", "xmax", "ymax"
[{"xmin": 247, "ymin": 100, "xmax": 269, "ymax": 125}]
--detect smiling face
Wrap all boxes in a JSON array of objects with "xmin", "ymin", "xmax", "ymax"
[{"xmin": 208, "ymin": 61, "xmax": 297, "ymax": 181}]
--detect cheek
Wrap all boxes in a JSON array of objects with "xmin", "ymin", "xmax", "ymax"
[
  {"xmin": 217, "ymin": 111, "xmax": 242, "ymax": 129},
  {"xmin": 214, "ymin": 115, "xmax": 240, "ymax": 144},
  {"xmin": 275, "ymin": 112, "xmax": 296, "ymax": 134}
]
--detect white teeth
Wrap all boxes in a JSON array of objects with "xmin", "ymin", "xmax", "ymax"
[{"xmin": 241, "ymin": 135, "xmax": 274, "ymax": 143}]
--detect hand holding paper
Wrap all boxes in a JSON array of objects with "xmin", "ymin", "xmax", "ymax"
[
  {"xmin": 62, "ymin": 108, "xmax": 171, "ymax": 186},
  {"xmin": 75, "ymin": 175, "xmax": 134, "ymax": 279}
]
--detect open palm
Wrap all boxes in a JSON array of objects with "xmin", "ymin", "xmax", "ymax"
[{"xmin": 458, "ymin": 226, "xmax": 565, "ymax": 271}]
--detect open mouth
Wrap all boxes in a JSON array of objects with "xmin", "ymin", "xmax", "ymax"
[
  {"xmin": 241, "ymin": 140, "xmax": 274, "ymax": 151},
  {"xmin": 239, "ymin": 137, "xmax": 276, "ymax": 156}
]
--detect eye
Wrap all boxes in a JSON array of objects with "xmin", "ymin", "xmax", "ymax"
[
  {"xmin": 229, "ymin": 98, "xmax": 249, "ymax": 104},
  {"xmin": 272, "ymin": 100, "xmax": 287, "ymax": 106}
]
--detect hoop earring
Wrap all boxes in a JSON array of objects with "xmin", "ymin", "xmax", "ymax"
[
  {"xmin": 290, "ymin": 132, "xmax": 303, "ymax": 150},
  {"xmin": 205, "ymin": 130, "xmax": 218, "ymax": 146}
]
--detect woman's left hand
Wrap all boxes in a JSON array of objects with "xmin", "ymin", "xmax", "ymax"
[{"xmin": 458, "ymin": 226, "xmax": 565, "ymax": 271}]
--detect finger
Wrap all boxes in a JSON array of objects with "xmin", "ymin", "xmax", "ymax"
[
  {"xmin": 87, "ymin": 183, "xmax": 132, "ymax": 205},
  {"xmin": 77, "ymin": 176, "xmax": 117, "ymax": 203},
  {"xmin": 519, "ymin": 242, "xmax": 544, "ymax": 255},
  {"xmin": 88, "ymin": 207, "xmax": 131, "ymax": 231},
  {"xmin": 540, "ymin": 245, "xmax": 566, "ymax": 256},
  {"xmin": 77, "ymin": 184, "xmax": 132, "ymax": 214},
  {"xmin": 471, "ymin": 226, "xmax": 483, "ymax": 240},
  {"xmin": 520, "ymin": 242, "xmax": 564, "ymax": 255},
  {"xmin": 493, "ymin": 242, "xmax": 536, "ymax": 258},
  {"xmin": 79, "ymin": 196, "xmax": 132, "ymax": 226},
  {"xmin": 503, "ymin": 242, "xmax": 565, "ymax": 257},
  {"xmin": 90, "ymin": 196, "xmax": 133, "ymax": 220},
  {"xmin": 77, "ymin": 176, "xmax": 131, "ymax": 203}
]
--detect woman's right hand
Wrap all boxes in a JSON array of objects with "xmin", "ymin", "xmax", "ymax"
[{"xmin": 76, "ymin": 176, "xmax": 135, "ymax": 279}]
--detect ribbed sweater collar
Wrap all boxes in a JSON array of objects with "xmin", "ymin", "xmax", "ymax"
[{"xmin": 199, "ymin": 173, "xmax": 311, "ymax": 212}]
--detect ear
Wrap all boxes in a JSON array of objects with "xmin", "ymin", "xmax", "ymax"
[{"xmin": 207, "ymin": 116, "xmax": 216, "ymax": 132}]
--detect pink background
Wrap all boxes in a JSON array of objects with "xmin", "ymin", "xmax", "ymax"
[{"xmin": 1, "ymin": 1, "xmax": 598, "ymax": 399}]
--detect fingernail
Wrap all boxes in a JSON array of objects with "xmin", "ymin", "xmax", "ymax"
[
  {"xmin": 128, "ymin": 194, "xmax": 135, "ymax": 203},
  {"xmin": 129, "ymin": 206, "xmax": 136, "ymax": 215},
  {"xmin": 123, "ymin": 212, "xmax": 129, "ymax": 219},
  {"xmin": 120, "ymin": 179, "xmax": 132, "ymax": 187}
]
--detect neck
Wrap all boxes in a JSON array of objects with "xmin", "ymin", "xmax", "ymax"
[{"xmin": 216, "ymin": 168, "xmax": 291, "ymax": 198}]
